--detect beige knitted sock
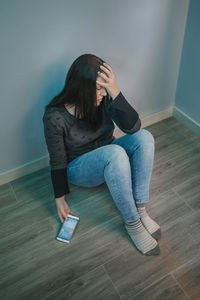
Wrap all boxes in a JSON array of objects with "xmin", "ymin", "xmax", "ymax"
[
  {"xmin": 136, "ymin": 204, "xmax": 161, "ymax": 240},
  {"xmin": 125, "ymin": 219, "xmax": 160, "ymax": 256}
]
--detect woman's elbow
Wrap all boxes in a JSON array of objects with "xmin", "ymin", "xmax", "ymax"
[{"xmin": 125, "ymin": 118, "xmax": 141, "ymax": 134}]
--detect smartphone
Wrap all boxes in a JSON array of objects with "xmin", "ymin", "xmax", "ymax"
[{"xmin": 56, "ymin": 214, "xmax": 79, "ymax": 243}]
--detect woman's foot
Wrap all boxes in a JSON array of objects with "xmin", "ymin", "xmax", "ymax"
[
  {"xmin": 136, "ymin": 204, "xmax": 161, "ymax": 240},
  {"xmin": 124, "ymin": 219, "xmax": 160, "ymax": 256}
]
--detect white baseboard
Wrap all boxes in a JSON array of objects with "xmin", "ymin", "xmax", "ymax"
[
  {"xmin": 0, "ymin": 105, "xmax": 176, "ymax": 186},
  {"xmin": 0, "ymin": 156, "xmax": 49, "ymax": 186},
  {"xmin": 173, "ymin": 106, "xmax": 200, "ymax": 137},
  {"xmin": 141, "ymin": 106, "xmax": 174, "ymax": 128}
]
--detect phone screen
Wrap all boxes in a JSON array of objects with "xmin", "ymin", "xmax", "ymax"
[{"xmin": 57, "ymin": 217, "xmax": 79, "ymax": 241}]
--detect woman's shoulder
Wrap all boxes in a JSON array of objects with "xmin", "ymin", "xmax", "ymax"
[
  {"xmin": 43, "ymin": 105, "xmax": 66, "ymax": 123},
  {"xmin": 43, "ymin": 105, "xmax": 76, "ymax": 130}
]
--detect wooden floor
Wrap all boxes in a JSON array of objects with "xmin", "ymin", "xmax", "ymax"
[{"xmin": 1, "ymin": 117, "xmax": 200, "ymax": 300}]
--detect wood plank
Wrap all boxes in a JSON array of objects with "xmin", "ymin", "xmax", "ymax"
[
  {"xmin": 45, "ymin": 266, "xmax": 121, "ymax": 300},
  {"xmin": 0, "ymin": 183, "xmax": 16, "ymax": 209},
  {"xmin": 0, "ymin": 217, "xmax": 129, "ymax": 300},
  {"xmin": 128, "ymin": 274, "xmax": 188, "ymax": 300},
  {"xmin": 172, "ymin": 174, "xmax": 200, "ymax": 211},
  {"xmin": 173, "ymin": 255, "xmax": 200, "ymax": 300}
]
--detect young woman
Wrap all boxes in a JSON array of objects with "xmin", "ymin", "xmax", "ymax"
[{"xmin": 43, "ymin": 53, "xmax": 161, "ymax": 256}]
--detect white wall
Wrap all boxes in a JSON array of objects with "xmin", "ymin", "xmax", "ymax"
[{"xmin": 0, "ymin": 0, "xmax": 189, "ymax": 174}]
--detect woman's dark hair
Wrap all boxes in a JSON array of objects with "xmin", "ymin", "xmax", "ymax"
[{"xmin": 45, "ymin": 53, "xmax": 108, "ymax": 131}]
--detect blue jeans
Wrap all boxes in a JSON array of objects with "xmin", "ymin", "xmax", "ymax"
[{"xmin": 66, "ymin": 129, "xmax": 155, "ymax": 222}]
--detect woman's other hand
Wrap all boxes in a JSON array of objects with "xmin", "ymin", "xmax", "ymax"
[
  {"xmin": 96, "ymin": 62, "xmax": 120, "ymax": 100},
  {"xmin": 55, "ymin": 196, "xmax": 78, "ymax": 223}
]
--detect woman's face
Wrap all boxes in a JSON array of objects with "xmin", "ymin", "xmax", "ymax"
[{"xmin": 96, "ymin": 75, "xmax": 107, "ymax": 106}]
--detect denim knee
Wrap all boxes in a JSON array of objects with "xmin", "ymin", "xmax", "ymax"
[
  {"xmin": 102, "ymin": 144, "xmax": 129, "ymax": 164},
  {"xmin": 132, "ymin": 129, "xmax": 155, "ymax": 147}
]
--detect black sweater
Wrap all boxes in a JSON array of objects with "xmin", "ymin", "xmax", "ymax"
[{"xmin": 43, "ymin": 92, "xmax": 141, "ymax": 198}]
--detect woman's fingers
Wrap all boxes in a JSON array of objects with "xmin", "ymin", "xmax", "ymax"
[
  {"xmin": 57, "ymin": 202, "xmax": 78, "ymax": 222},
  {"xmin": 61, "ymin": 208, "xmax": 68, "ymax": 221},
  {"xmin": 100, "ymin": 64, "xmax": 111, "ymax": 77},
  {"xmin": 97, "ymin": 71, "xmax": 109, "ymax": 82},
  {"xmin": 70, "ymin": 210, "xmax": 79, "ymax": 217},
  {"xmin": 58, "ymin": 211, "xmax": 64, "ymax": 223},
  {"xmin": 96, "ymin": 80, "xmax": 107, "ymax": 87},
  {"xmin": 97, "ymin": 62, "xmax": 119, "ymax": 99},
  {"xmin": 56, "ymin": 198, "xmax": 76, "ymax": 223},
  {"xmin": 59, "ymin": 205, "xmax": 69, "ymax": 222},
  {"xmin": 103, "ymin": 62, "xmax": 112, "ymax": 72},
  {"xmin": 64, "ymin": 206, "xmax": 70, "ymax": 220}
]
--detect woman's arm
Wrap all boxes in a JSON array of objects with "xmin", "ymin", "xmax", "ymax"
[
  {"xmin": 97, "ymin": 63, "xmax": 141, "ymax": 134},
  {"xmin": 43, "ymin": 110, "xmax": 78, "ymax": 222},
  {"xmin": 43, "ymin": 111, "xmax": 70, "ymax": 196},
  {"xmin": 51, "ymin": 168, "xmax": 70, "ymax": 198},
  {"xmin": 106, "ymin": 91, "xmax": 141, "ymax": 134}
]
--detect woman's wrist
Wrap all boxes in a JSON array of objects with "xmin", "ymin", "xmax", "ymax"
[
  {"xmin": 55, "ymin": 195, "xmax": 66, "ymax": 201},
  {"xmin": 110, "ymin": 87, "xmax": 120, "ymax": 100}
]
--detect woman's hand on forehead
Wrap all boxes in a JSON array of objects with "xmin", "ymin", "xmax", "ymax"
[{"xmin": 96, "ymin": 62, "xmax": 120, "ymax": 100}]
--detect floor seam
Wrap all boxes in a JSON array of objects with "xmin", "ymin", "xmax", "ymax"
[
  {"xmin": 154, "ymin": 145, "xmax": 200, "ymax": 170},
  {"xmin": 9, "ymin": 182, "xmax": 18, "ymax": 202},
  {"xmin": 129, "ymin": 273, "xmax": 172, "ymax": 299},
  {"xmin": 170, "ymin": 256, "xmax": 198, "ymax": 276},
  {"xmin": 171, "ymin": 188, "xmax": 195, "ymax": 212},
  {"xmin": 171, "ymin": 273, "xmax": 191, "ymax": 300},
  {"xmin": 102, "ymin": 265, "xmax": 123, "ymax": 300}
]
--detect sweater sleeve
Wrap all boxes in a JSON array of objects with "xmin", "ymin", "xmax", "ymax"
[
  {"xmin": 106, "ymin": 92, "xmax": 141, "ymax": 134},
  {"xmin": 43, "ymin": 111, "xmax": 70, "ymax": 198}
]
